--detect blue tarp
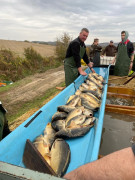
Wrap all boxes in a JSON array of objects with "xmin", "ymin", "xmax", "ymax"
[{"xmin": 0, "ymin": 66, "xmax": 110, "ymax": 174}]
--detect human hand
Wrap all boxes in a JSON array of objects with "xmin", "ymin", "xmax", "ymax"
[
  {"xmin": 111, "ymin": 59, "xmax": 115, "ymax": 64},
  {"xmin": 129, "ymin": 62, "xmax": 133, "ymax": 72},
  {"xmin": 80, "ymin": 70, "xmax": 87, "ymax": 76},
  {"xmin": 90, "ymin": 68, "xmax": 95, "ymax": 73}
]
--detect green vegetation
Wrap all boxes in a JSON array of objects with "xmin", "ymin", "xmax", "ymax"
[
  {"xmin": 0, "ymin": 47, "xmax": 62, "ymax": 82},
  {"xmin": 8, "ymin": 82, "xmax": 65, "ymax": 123},
  {"xmin": 56, "ymin": 33, "xmax": 72, "ymax": 61}
]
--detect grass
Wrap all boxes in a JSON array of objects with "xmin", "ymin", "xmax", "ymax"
[
  {"xmin": 7, "ymin": 81, "xmax": 65, "ymax": 124},
  {"xmin": 0, "ymin": 79, "xmax": 32, "ymax": 93}
]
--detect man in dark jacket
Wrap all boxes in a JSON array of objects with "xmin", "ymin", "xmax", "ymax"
[
  {"xmin": 102, "ymin": 40, "xmax": 117, "ymax": 57},
  {"xmin": 89, "ymin": 38, "xmax": 102, "ymax": 66},
  {"xmin": 0, "ymin": 102, "xmax": 10, "ymax": 140},
  {"xmin": 64, "ymin": 28, "xmax": 95, "ymax": 87},
  {"xmin": 112, "ymin": 31, "xmax": 134, "ymax": 76}
]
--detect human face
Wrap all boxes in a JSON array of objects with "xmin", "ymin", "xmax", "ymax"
[
  {"xmin": 79, "ymin": 31, "xmax": 89, "ymax": 42},
  {"xmin": 94, "ymin": 40, "xmax": 99, "ymax": 45},
  {"xmin": 121, "ymin": 33, "xmax": 125, "ymax": 41},
  {"xmin": 110, "ymin": 42, "xmax": 113, "ymax": 46}
]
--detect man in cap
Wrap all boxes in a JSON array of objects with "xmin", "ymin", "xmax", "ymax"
[
  {"xmin": 64, "ymin": 28, "xmax": 95, "ymax": 87},
  {"xmin": 102, "ymin": 40, "xmax": 117, "ymax": 57},
  {"xmin": 112, "ymin": 31, "xmax": 134, "ymax": 76}
]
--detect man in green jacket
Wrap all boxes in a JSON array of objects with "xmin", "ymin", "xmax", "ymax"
[
  {"xmin": 64, "ymin": 28, "xmax": 95, "ymax": 87},
  {"xmin": 112, "ymin": 31, "xmax": 134, "ymax": 76}
]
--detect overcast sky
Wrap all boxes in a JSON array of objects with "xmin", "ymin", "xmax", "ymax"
[{"xmin": 0, "ymin": 0, "xmax": 135, "ymax": 44}]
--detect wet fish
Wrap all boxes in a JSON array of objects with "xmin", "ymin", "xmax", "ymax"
[
  {"xmin": 75, "ymin": 89, "xmax": 82, "ymax": 95},
  {"xmin": 66, "ymin": 95, "xmax": 80, "ymax": 107},
  {"xmin": 33, "ymin": 135, "xmax": 51, "ymax": 165},
  {"xmin": 80, "ymin": 93, "xmax": 100, "ymax": 107},
  {"xmin": 85, "ymin": 80, "xmax": 99, "ymax": 90},
  {"xmin": 81, "ymin": 83, "xmax": 90, "ymax": 89},
  {"xmin": 83, "ymin": 117, "xmax": 96, "ymax": 126},
  {"xmin": 52, "ymin": 111, "xmax": 67, "ymax": 122},
  {"xmin": 92, "ymin": 73, "xmax": 104, "ymax": 82},
  {"xmin": 57, "ymin": 105, "xmax": 75, "ymax": 113},
  {"xmin": 83, "ymin": 108, "xmax": 93, "ymax": 117},
  {"xmin": 82, "ymin": 89, "xmax": 101, "ymax": 99},
  {"xmin": 43, "ymin": 123, "xmax": 56, "ymax": 148},
  {"xmin": 79, "ymin": 86, "xmax": 85, "ymax": 91},
  {"xmin": 66, "ymin": 115, "xmax": 86, "ymax": 128},
  {"xmin": 65, "ymin": 108, "xmax": 83, "ymax": 126},
  {"xmin": 50, "ymin": 138, "xmax": 70, "ymax": 177},
  {"xmin": 87, "ymin": 77, "xmax": 103, "ymax": 89},
  {"xmin": 81, "ymin": 97, "xmax": 99, "ymax": 111},
  {"xmin": 66, "ymin": 95, "xmax": 75, "ymax": 103},
  {"xmin": 55, "ymin": 126, "xmax": 91, "ymax": 139},
  {"xmin": 51, "ymin": 119, "xmax": 65, "ymax": 131},
  {"xmin": 85, "ymin": 92, "xmax": 101, "ymax": 104},
  {"xmin": 76, "ymin": 98, "xmax": 82, "ymax": 107}
]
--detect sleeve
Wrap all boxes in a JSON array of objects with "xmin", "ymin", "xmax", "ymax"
[
  {"xmin": 132, "ymin": 144, "xmax": 135, "ymax": 156},
  {"xmin": 97, "ymin": 45, "xmax": 102, "ymax": 52},
  {"xmin": 83, "ymin": 51, "xmax": 90, "ymax": 64},
  {"xmin": 89, "ymin": 45, "xmax": 94, "ymax": 61},
  {"xmin": 116, "ymin": 44, "xmax": 119, "ymax": 53},
  {"xmin": 102, "ymin": 46, "xmax": 107, "ymax": 55},
  {"xmin": 71, "ymin": 42, "xmax": 81, "ymax": 68},
  {"xmin": 129, "ymin": 42, "xmax": 134, "ymax": 56}
]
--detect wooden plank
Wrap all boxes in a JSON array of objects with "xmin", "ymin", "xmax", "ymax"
[
  {"xmin": 23, "ymin": 139, "xmax": 57, "ymax": 176},
  {"xmin": 107, "ymin": 92, "xmax": 135, "ymax": 102},
  {"xmin": 108, "ymin": 76, "xmax": 128, "ymax": 81},
  {"xmin": 106, "ymin": 104, "xmax": 135, "ymax": 110},
  {"xmin": 107, "ymin": 86, "xmax": 135, "ymax": 95},
  {"xmin": 105, "ymin": 105, "xmax": 135, "ymax": 116}
]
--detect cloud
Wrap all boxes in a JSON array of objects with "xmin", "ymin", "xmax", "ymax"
[{"xmin": 0, "ymin": 0, "xmax": 135, "ymax": 44}]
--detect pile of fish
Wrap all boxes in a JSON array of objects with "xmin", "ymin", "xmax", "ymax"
[{"xmin": 33, "ymin": 72, "xmax": 104, "ymax": 177}]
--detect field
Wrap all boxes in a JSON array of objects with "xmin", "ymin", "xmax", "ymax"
[{"xmin": 0, "ymin": 39, "xmax": 56, "ymax": 57}]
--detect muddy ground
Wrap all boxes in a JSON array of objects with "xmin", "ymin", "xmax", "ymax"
[
  {"xmin": 0, "ymin": 65, "xmax": 65, "ymax": 130},
  {"xmin": 1, "ymin": 68, "xmax": 135, "ymax": 131}
]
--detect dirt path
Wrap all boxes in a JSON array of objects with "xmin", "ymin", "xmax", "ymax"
[{"xmin": 0, "ymin": 65, "xmax": 65, "ymax": 118}]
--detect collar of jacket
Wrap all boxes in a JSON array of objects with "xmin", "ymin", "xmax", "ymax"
[{"xmin": 120, "ymin": 39, "xmax": 130, "ymax": 45}]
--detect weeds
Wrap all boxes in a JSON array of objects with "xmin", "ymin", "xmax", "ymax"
[{"xmin": 0, "ymin": 47, "xmax": 62, "ymax": 82}]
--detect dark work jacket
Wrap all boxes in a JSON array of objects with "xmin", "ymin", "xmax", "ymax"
[
  {"xmin": 102, "ymin": 45, "xmax": 117, "ymax": 57},
  {"xmin": 89, "ymin": 44, "xmax": 102, "ymax": 66},
  {"xmin": 65, "ymin": 37, "xmax": 89, "ymax": 68}
]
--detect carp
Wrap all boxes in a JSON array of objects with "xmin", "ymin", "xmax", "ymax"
[
  {"xmin": 57, "ymin": 105, "xmax": 75, "ymax": 113},
  {"xmin": 50, "ymin": 138, "xmax": 70, "ymax": 177},
  {"xmin": 80, "ymin": 93, "xmax": 100, "ymax": 107},
  {"xmin": 55, "ymin": 126, "xmax": 91, "ymax": 139},
  {"xmin": 81, "ymin": 97, "xmax": 99, "ymax": 111},
  {"xmin": 75, "ymin": 89, "xmax": 82, "ymax": 95},
  {"xmin": 65, "ymin": 108, "xmax": 83, "ymax": 126},
  {"xmin": 43, "ymin": 123, "xmax": 56, "ymax": 148},
  {"xmin": 66, "ymin": 95, "xmax": 80, "ymax": 107},
  {"xmin": 51, "ymin": 119, "xmax": 65, "ymax": 131},
  {"xmin": 66, "ymin": 115, "xmax": 86, "ymax": 128},
  {"xmin": 33, "ymin": 135, "xmax": 51, "ymax": 165},
  {"xmin": 82, "ymin": 89, "xmax": 102, "ymax": 99},
  {"xmin": 51, "ymin": 111, "xmax": 67, "ymax": 122},
  {"xmin": 83, "ymin": 108, "xmax": 93, "ymax": 117},
  {"xmin": 83, "ymin": 117, "xmax": 96, "ymax": 126}
]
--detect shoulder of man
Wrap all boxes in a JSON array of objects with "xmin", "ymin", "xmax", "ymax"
[{"xmin": 70, "ymin": 38, "xmax": 80, "ymax": 47}]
